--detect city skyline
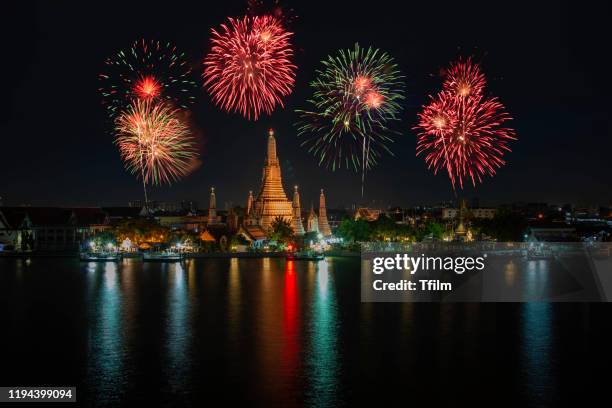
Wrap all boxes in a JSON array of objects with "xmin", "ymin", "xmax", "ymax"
[{"xmin": 1, "ymin": 1, "xmax": 610, "ymax": 208}]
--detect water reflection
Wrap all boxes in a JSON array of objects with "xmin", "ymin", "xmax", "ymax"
[
  {"xmin": 228, "ymin": 258, "xmax": 241, "ymax": 342},
  {"xmin": 521, "ymin": 303, "xmax": 553, "ymax": 405},
  {"xmin": 0, "ymin": 256, "xmax": 601, "ymax": 406},
  {"xmin": 87, "ymin": 262, "xmax": 124, "ymax": 404},
  {"xmin": 165, "ymin": 263, "xmax": 190, "ymax": 393},
  {"xmin": 254, "ymin": 258, "xmax": 284, "ymax": 401},
  {"xmin": 306, "ymin": 260, "xmax": 339, "ymax": 407},
  {"xmin": 505, "ymin": 260, "xmax": 517, "ymax": 286},
  {"xmin": 282, "ymin": 260, "xmax": 299, "ymax": 378},
  {"xmin": 525, "ymin": 260, "xmax": 550, "ymax": 299}
]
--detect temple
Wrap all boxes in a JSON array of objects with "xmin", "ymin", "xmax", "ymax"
[
  {"xmin": 291, "ymin": 186, "xmax": 305, "ymax": 235},
  {"xmin": 318, "ymin": 189, "xmax": 332, "ymax": 236},
  {"xmin": 208, "ymin": 187, "xmax": 217, "ymax": 225},
  {"xmin": 241, "ymin": 129, "xmax": 331, "ymax": 241},
  {"xmin": 307, "ymin": 204, "xmax": 319, "ymax": 234}
]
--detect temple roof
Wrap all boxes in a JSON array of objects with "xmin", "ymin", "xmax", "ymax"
[{"xmin": 240, "ymin": 225, "xmax": 267, "ymax": 241}]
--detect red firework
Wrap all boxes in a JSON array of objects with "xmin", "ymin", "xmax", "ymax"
[
  {"xmin": 443, "ymin": 57, "xmax": 486, "ymax": 98},
  {"xmin": 203, "ymin": 15, "xmax": 296, "ymax": 120},
  {"xmin": 416, "ymin": 92, "xmax": 459, "ymax": 178},
  {"xmin": 133, "ymin": 75, "xmax": 162, "ymax": 100},
  {"xmin": 415, "ymin": 59, "xmax": 516, "ymax": 189}
]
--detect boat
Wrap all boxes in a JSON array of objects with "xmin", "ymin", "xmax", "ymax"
[
  {"xmin": 142, "ymin": 251, "xmax": 184, "ymax": 262},
  {"xmin": 79, "ymin": 252, "xmax": 121, "ymax": 262},
  {"xmin": 286, "ymin": 251, "xmax": 325, "ymax": 261}
]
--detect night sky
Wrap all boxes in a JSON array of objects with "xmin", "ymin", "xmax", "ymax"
[{"xmin": 1, "ymin": 1, "xmax": 610, "ymax": 209}]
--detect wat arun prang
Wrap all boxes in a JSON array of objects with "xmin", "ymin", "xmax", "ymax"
[{"xmin": 244, "ymin": 129, "xmax": 331, "ymax": 237}]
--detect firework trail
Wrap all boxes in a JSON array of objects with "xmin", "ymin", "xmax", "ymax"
[
  {"xmin": 99, "ymin": 39, "xmax": 197, "ymax": 118},
  {"xmin": 415, "ymin": 58, "xmax": 516, "ymax": 189},
  {"xmin": 115, "ymin": 100, "xmax": 198, "ymax": 207},
  {"xmin": 203, "ymin": 15, "xmax": 296, "ymax": 120},
  {"xmin": 295, "ymin": 43, "xmax": 405, "ymax": 195}
]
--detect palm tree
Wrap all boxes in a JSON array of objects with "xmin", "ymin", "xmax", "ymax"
[{"xmin": 270, "ymin": 216, "xmax": 294, "ymax": 244}]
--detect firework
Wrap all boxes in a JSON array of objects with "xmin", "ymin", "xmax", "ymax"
[
  {"xmin": 114, "ymin": 100, "xmax": 198, "ymax": 187},
  {"xmin": 133, "ymin": 75, "xmax": 162, "ymax": 100},
  {"xmin": 443, "ymin": 57, "xmax": 486, "ymax": 98},
  {"xmin": 203, "ymin": 15, "xmax": 296, "ymax": 120},
  {"xmin": 415, "ymin": 59, "xmax": 516, "ymax": 189},
  {"xmin": 99, "ymin": 39, "xmax": 197, "ymax": 118},
  {"xmin": 415, "ymin": 92, "xmax": 458, "ymax": 180},
  {"xmin": 295, "ymin": 43, "xmax": 405, "ymax": 173}
]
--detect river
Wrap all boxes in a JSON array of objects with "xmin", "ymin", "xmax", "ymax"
[{"xmin": 0, "ymin": 257, "xmax": 609, "ymax": 406}]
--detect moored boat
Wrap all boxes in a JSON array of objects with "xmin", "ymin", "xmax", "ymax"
[
  {"xmin": 79, "ymin": 252, "xmax": 121, "ymax": 262},
  {"xmin": 142, "ymin": 251, "xmax": 184, "ymax": 262},
  {"xmin": 286, "ymin": 251, "xmax": 324, "ymax": 261}
]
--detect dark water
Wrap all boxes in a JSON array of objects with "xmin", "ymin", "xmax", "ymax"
[{"xmin": 1, "ymin": 257, "xmax": 611, "ymax": 407}]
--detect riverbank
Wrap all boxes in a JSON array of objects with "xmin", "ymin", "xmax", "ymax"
[{"xmin": 0, "ymin": 250, "xmax": 361, "ymax": 259}]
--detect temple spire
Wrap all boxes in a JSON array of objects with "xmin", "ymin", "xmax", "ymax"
[
  {"xmin": 318, "ymin": 189, "xmax": 332, "ymax": 236},
  {"xmin": 307, "ymin": 203, "xmax": 319, "ymax": 233},
  {"xmin": 246, "ymin": 190, "xmax": 253, "ymax": 216},
  {"xmin": 252, "ymin": 129, "xmax": 292, "ymax": 231},
  {"xmin": 291, "ymin": 185, "xmax": 305, "ymax": 235},
  {"xmin": 267, "ymin": 128, "xmax": 278, "ymax": 165},
  {"xmin": 208, "ymin": 187, "xmax": 217, "ymax": 225}
]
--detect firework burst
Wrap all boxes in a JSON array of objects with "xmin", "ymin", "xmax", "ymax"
[
  {"xmin": 415, "ymin": 59, "xmax": 516, "ymax": 189},
  {"xmin": 114, "ymin": 100, "xmax": 198, "ymax": 187},
  {"xmin": 99, "ymin": 39, "xmax": 197, "ymax": 118},
  {"xmin": 133, "ymin": 75, "xmax": 162, "ymax": 100},
  {"xmin": 443, "ymin": 57, "xmax": 486, "ymax": 98},
  {"xmin": 295, "ymin": 43, "xmax": 405, "ymax": 175},
  {"xmin": 203, "ymin": 15, "xmax": 296, "ymax": 120}
]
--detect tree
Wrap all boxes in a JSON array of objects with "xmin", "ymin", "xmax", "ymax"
[
  {"xmin": 337, "ymin": 218, "xmax": 371, "ymax": 242},
  {"xmin": 369, "ymin": 215, "xmax": 414, "ymax": 241},
  {"xmin": 114, "ymin": 218, "xmax": 169, "ymax": 245},
  {"xmin": 415, "ymin": 220, "xmax": 444, "ymax": 241},
  {"xmin": 297, "ymin": 231, "xmax": 320, "ymax": 250},
  {"xmin": 270, "ymin": 216, "xmax": 294, "ymax": 245},
  {"xmin": 426, "ymin": 221, "xmax": 444, "ymax": 239},
  {"xmin": 370, "ymin": 215, "xmax": 396, "ymax": 240},
  {"xmin": 89, "ymin": 231, "xmax": 117, "ymax": 250}
]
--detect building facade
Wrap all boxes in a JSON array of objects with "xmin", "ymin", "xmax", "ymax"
[{"xmin": 442, "ymin": 207, "xmax": 496, "ymax": 220}]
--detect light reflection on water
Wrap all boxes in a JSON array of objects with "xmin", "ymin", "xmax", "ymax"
[
  {"xmin": 87, "ymin": 262, "xmax": 124, "ymax": 405},
  {"xmin": 522, "ymin": 302, "xmax": 554, "ymax": 406},
  {"xmin": 92, "ymin": 257, "xmax": 557, "ymax": 406},
  {"xmin": 1, "ymin": 256, "xmax": 575, "ymax": 406},
  {"xmin": 282, "ymin": 260, "xmax": 299, "ymax": 382},
  {"xmin": 227, "ymin": 258, "xmax": 241, "ymax": 343},
  {"xmin": 305, "ymin": 259, "xmax": 339, "ymax": 407},
  {"xmin": 525, "ymin": 260, "xmax": 551, "ymax": 300},
  {"xmin": 165, "ymin": 262, "xmax": 190, "ymax": 393}
]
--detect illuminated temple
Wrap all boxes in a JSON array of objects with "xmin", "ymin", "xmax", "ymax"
[{"xmin": 242, "ymin": 129, "xmax": 330, "ymax": 240}]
